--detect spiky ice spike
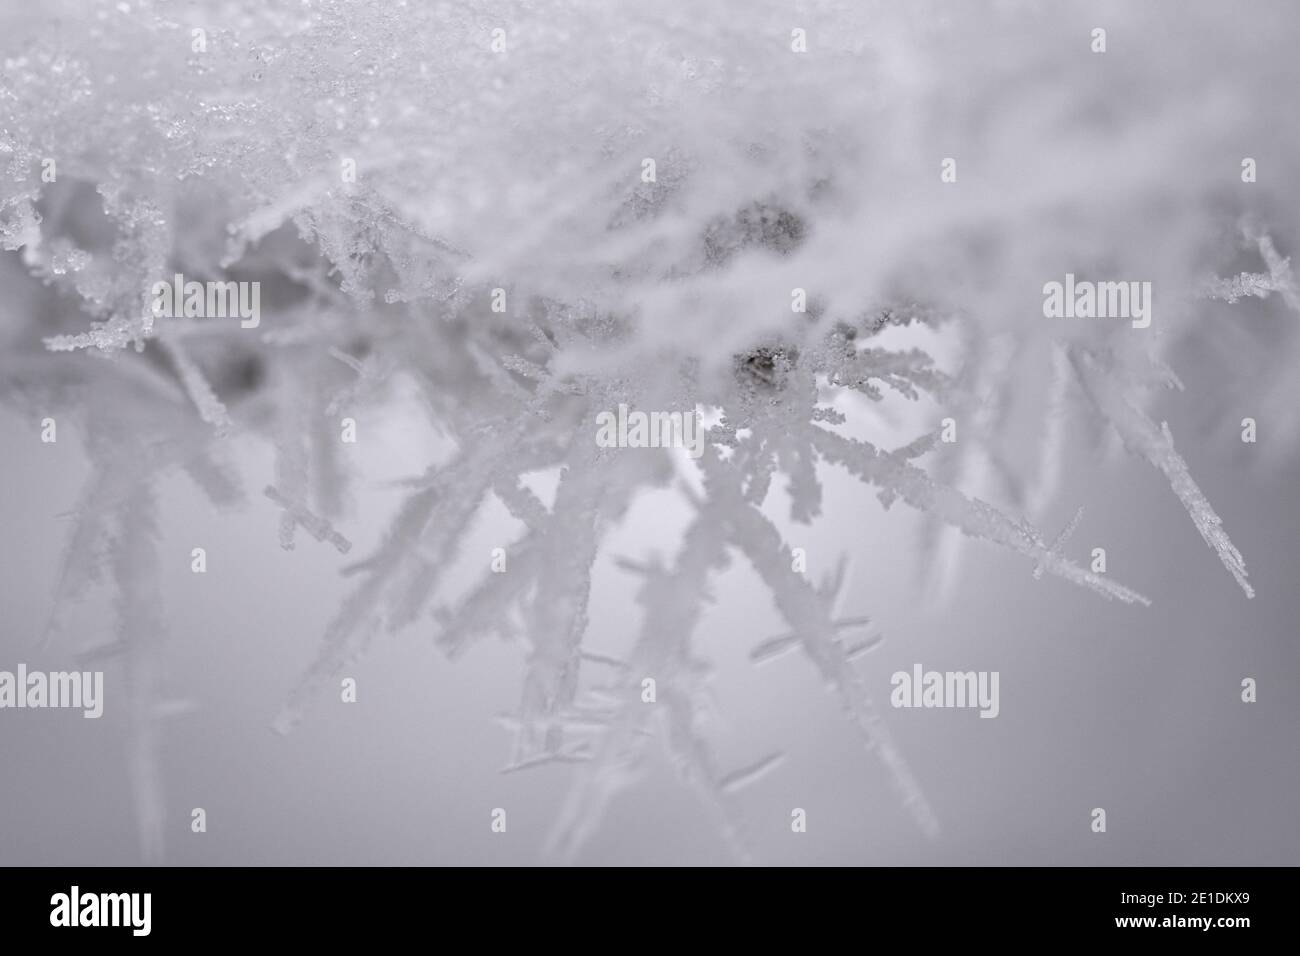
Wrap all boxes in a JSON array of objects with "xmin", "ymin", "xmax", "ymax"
[
  {"xmin": 546, "ymin": 510, "xmax": 755, "ymax": 863},
  {"xmin": 109, "ymin": 483, "xmax": 169, "ymax": 865},
  {"xmin": 699, "ymin": 445, "xmax": 942, "ymax": 840},
  {"xmin": 510, "ymin": 430, "xmax": 670, "ymax": 764},
  {"xmin": 1070, "ymin": 347, "xmax": 1253, "ymax": 599},
  {"xmin": 273, "ymin": 433, "xmax": 515, "ymax": 733},
  {"xmin": 158, "ymin": 338, "xmax": 233, "ymax": 433},
  {"xmin": 810, "ymin": 427, "xmax": 1151, "ymax": 605}
]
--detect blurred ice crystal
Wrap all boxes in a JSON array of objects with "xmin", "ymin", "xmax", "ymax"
[{"xmin": 3, "ymin": 0, "xmax": 1299, "ymax": 862}]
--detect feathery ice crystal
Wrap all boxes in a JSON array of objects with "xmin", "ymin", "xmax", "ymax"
[{"xmin": 2, "ymin": 0, "xmax": 1298, "ymax": 862}]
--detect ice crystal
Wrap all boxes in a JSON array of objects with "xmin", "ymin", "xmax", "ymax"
[{"xmin": 3, "ymin": 0, "xmax": 1298, "ymax": 862}]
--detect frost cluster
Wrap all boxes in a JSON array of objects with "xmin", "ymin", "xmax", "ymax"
[{"xmin": 2, "ymin": 0, "xmax": 1298, "ymax": 862}]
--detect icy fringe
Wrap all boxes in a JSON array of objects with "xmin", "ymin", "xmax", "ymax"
[
  {"xmin": 11, "ymin": 230, "xmax": 1288, "ymax": 861},
  {"xmin": 29, "ymin": 366, "xmax": 219, "ymax": 864}
]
